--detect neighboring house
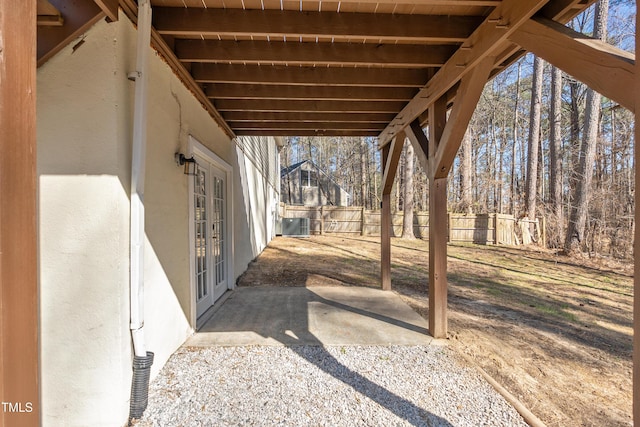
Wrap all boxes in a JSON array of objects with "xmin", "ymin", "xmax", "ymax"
[
  {"xmin": 35, "ymin": 14, "xmax": 281, "ymax": 427},
  {"xmin": 281, "ymin": 160, "xmax": 351, "ymax": 207}
]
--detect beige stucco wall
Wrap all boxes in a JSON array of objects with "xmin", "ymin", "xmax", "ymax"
[
  {"xmin": 37, "ymin": 17, "xmax": 132, "ymax": 427},
  {"xmin": 38, "ymin": 11, "xmax": 279, "ymax": 427}
]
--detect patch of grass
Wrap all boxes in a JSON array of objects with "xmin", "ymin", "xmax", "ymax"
[
  {"xmin": 485, "ymin": 287, "xmax": 503, "ymax": 297},
  {"xmin": 535, "ymin": 304, "xmax": 578, "ymax": 322}
]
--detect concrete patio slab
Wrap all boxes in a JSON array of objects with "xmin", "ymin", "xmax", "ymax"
[{"xmin": 186, "ymin": 286, "xmax": 432, "ymax": 347}]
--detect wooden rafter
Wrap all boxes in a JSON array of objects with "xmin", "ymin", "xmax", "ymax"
[
  {"xmin": 118, "ymin": 0, "xmax": 235, "ymax": 138},
  {"xmin": 432, "ymin": 56, "xmax": 494, "ymax": 178},
  {"xmin": 37, "ymin": 0, "xmax": 64, "ymax": 26},
  {"xmin": 235, "ymin": 130, "xmax": 381, "ymax": 136},
  {"xmin": 154, "ymin": 8, "xmax": 481, "ymax": 43},
  {"xmin": 93, "ymin": 0, "xmax": 118, "ymax": 21},
  {"xmin": 509, "ymin": 17, "xmax": 635, "ymax": 112},
  {"xmin": 222, "ymin": 111, "xmax": 396, "ymax": 123},
  {"xmin": 206, "ymin": 85, "xmax": 417, "ymax": 101},
  {"xmin": 228, "ymin": 122, "xmax": 386, "ymax": 131},
  {"xmin": 378, "ymin": 0, "xmax": 548, "ymax": 146},
  {"xmin": 193, "ymin": 64, "xmax": 428, "ymax": 87},
  {"xmin": 315, "ymin": 0, "xmax": 500, "ymax": 5},
  {"xmin": 215, "ymin": 99, "xmax": 404, "ymax": 113},
  {"xmin": 490, "ymin": 0, "xmax": 599, "ymax": 80},
  {"xmin": 176, "ymin": 40, "xmax": 455, "ymax": 68},
  {"xmin": 37, "ymin": 0, "xmax": 104, "ymax": 66}
]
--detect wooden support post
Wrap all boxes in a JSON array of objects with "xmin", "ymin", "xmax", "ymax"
[
  {"xmin": 0, "ymin": 1, "xmax": 40, "ymax": 425},
  {"xmin": 381, "ymin": 193, "xmax": 392, "ymax": 291},
  {"xmin": 429, "ymin": 177, "xmax": 448, "ymax": 339},
  {"xmin": 428, "ymin": 97, "xmax": 448, "ymax": 339},
  {"xmin": 320, "ymin": 205, "xmax": 325, "ymax": 235},
  {"xmin": 361, "ymin": 207, "xmax": 366, "ymax": 236}
]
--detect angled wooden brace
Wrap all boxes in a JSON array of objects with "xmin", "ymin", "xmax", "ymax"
[
  {"xmin": 510, "ymin": 17, "xmax": 635, "ymax": 113},
  {"xmin": 380, "ymin": 131, "xmax": 405, "ymax": 291}
]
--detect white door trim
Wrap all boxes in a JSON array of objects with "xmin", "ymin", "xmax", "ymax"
[{"xmin": 187, "ymin": 135, "xmax": 235, "ymax": 329}]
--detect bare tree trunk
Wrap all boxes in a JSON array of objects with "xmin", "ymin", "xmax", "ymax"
[
  {"xmin": 550, "ymin": 66, "xmax": 564, "ymax": 244},
  {"xmin": 360, "ymin": 139, "xmax": 367, "ymax": 207},
  {"xmin": 564, "ymin": 0, "xmax": 608, "ymax": 253},
  {"xmin": 402, "ymin": 139, "xmax": 415, "ymax": 238},
  {"xmin": 460, "ymin": 130, "xmax": 473, "ymax": 213},
  {"xmin": 510, "ymin": 61, "xmax": 521, "ymax": 216},
  {"xmin": 525, "ymin": 56, "xmax": 544, "ymax": 225}
]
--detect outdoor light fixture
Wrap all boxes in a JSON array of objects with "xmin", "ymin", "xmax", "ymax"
[{"xmin": 175, "ymin": 153, "xmax": 197, "ymax": 175}]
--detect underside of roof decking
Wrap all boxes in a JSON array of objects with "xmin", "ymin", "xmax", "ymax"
[{"xmin": 37, "ymin": 0, "xmax": 605, "ymax": 140}]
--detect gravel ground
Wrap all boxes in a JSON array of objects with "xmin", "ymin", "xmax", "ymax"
[{"xmin": 134, "ymin": 345, "xmax": 528, "ymax": 427}]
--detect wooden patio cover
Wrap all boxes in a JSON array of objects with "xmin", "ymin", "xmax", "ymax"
[{"xmin": 2, "ymin": 0, "xmax": 636, "ymax": 424}]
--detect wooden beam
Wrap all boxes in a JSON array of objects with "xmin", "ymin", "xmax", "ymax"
[
  {"xmin": 37, "ymin": 0, "xmax": 63, "ymax": 25},
  {"xmin": 428, "ymin": 97, "xmax": 448, "ymax": 159},
  {"xmin": 489, "ymin": 0, "xmax": 600, "ymax": 82},
  {"xmin": 405, "ymin": 120, "xmax": 430, "ymax": 176},
  {"xmin": 378, "ymin": 0, "xmax": 548, "ymax": 146},
  {"xmin": 176, "ymin": 40, "xmax": 454, "ymax": 68},
  {"xmin": 37, "ymin": 14, "xmax": 64, "ymax": 26},
  {"xmin": 215, "ymin": 99, "xmax": 404, "ymax": 113},
  {"xmin": 235, "ymin": 130, "xmax": 380, "ymax": 137},
  {"xmin": 154, "ymin": 8, "xmax": 481, "ymax": 43},
  {"xmin": 193, "ymin": 64, "xmax": 428, "ymax": 87},
  {"xmin": 222, "ymin": 111, "xmax": 396, "ymax": 123},
  {"xmin": 228, "ymin": 122, "xmax": 386, "ymax": 131},
  {"xmin": 428, "ymin": 99, "xmax": 448, "ymax": 339},
  {"xmin": 433, "ymin": 56, "xmax": 493, "ymax": 178},
  {"xmin": 382, "ymin": 132, "xmax": 405, "ymax": 196},
  {"xmin": 0, "ymin": 1, "xmax": 40, "ymax": 425},
  {"xmin": 207, "ymin": 84, "xmax": 417, "ymax": 101},
  {"xmin": 37, "ymin": 0, "xmax": 104, "ymax": 66},
  {"xmin": 541, "ymin": 0, "xmax": 598, "ymax": 23},
  {"xmin": 93, "ymin": 0, "xmax": 118, "ymax": 21},
  {"xmin": 509, "ymin": 17, "xmax": 635, "ymax": 112}
]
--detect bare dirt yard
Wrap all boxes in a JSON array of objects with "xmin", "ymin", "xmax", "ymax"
[{"xmin": 237, "ymin": 235, "xmax": 633, "ymax": 427}]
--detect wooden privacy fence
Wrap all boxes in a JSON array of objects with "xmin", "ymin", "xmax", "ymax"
[{"xmin": 281, "ymin": 205, "xmax": 545, "ymax": 246}]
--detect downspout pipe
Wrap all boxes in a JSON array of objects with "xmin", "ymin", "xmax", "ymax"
[{"xmin": 129, "ymin": 0, "xmax": 154, "ymax": 423}]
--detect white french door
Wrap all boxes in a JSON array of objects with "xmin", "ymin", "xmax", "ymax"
[{"xmin": 194, "ymin": 156, "xmax": 228, "ymax": 318}]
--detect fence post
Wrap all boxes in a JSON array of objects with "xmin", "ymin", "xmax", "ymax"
[
  {"xmin": 361, "ymin": 207, "xmax": 366, "ymax": 236},
  {"xmin": 320, "ymin": 205, "xmax": 325, "ymax": 235},
  {"xmin": 447, "ymin": 212, "xmax": 452, "ymax": 242},
  {"xmin": 540, "ymin": 216, "xmax": 546, "ymax": 248},
  {"xmin": 494, "ymin": 214, "xmax": 498, "ymax": 245}
]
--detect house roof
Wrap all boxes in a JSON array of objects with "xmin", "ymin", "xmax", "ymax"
[
  {"xmin": 280, "ymin": 160, "xmax": 308, "ymax": 178},
  {"xmin": 281, "ymin": 160, "xmax": 348, "ymax": 192},
  {"xmin": 36, "ymin": 0, "xmax": 599, "ymax": 144}
]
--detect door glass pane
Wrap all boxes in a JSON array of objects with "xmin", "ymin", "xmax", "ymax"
[{"xmin": 194, "ymin": 164, "xmax": 209, "ymax": 302}]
